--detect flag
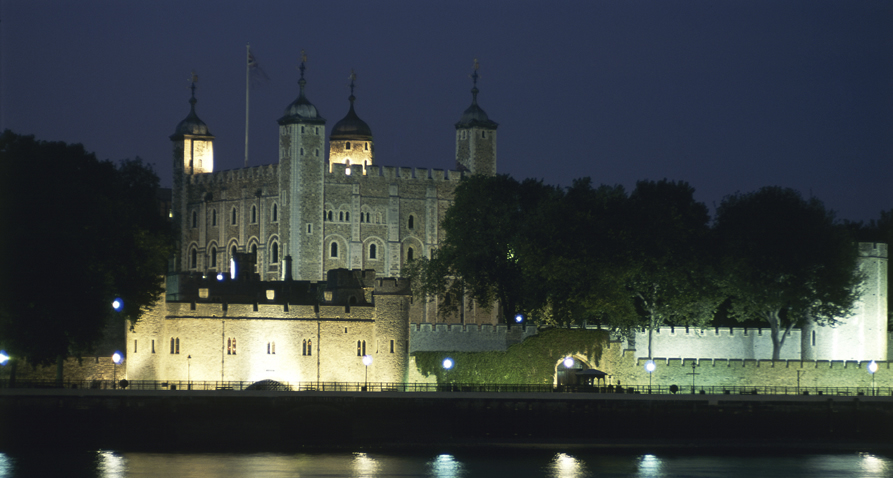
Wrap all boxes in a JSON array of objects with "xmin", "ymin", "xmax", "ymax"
[{"xmin": 248, "ymin": 48, "xmax": 270, "ymax": 88}]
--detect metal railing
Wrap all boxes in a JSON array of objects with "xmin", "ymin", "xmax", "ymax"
[{"xmin": 2, "ymin": 379, "xmax": 892, "ymax": 397}]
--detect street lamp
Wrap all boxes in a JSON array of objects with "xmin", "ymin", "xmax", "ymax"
[
  {"xmin": 111, "ymin": 298, "xmax": 123, "ymax": 312},
  {"xmin": 362, "ymin": 355, "xmax": 373, "ymax": 391},
  {"xmin": 514, "ymin": 314, "xmax": 524, "ymax": 324},
  {"xmin": 645, "ymin": 360, "xmax": 656, "ymax": 393},
  {"xmin": 0, "ymin": 350, "xmax": 8, "ymax": 388},
  {"xmin": 112, "ymin": 352, "xmax": 123, "ymax": 389},
  {"xmin": 187, "ymin": 355, "xmax": 192, "ymax": 389},
  {"xmin": 868, "ymin": 360, "xmax": 878, "ymax": 396}
]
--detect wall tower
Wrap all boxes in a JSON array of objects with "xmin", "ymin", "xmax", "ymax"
[
  {"xmin": 455, "ymin": 60, "xmax": 498, "ymax": 176},
  {"xmin": 170, "ymin": 75, "xmax": 214, "ymax": 271},
  {"xmin": 277, "ymin": 56, "xmax": 327, "ymax": 280}
]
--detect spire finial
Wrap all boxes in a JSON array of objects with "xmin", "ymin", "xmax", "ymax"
[
  {"xmin": 348, "ymin": 69, "xmax": 357, "ymax": 103},
  {"xmin": 298, "ymin": 50, "xmax": 308, "ymax": 93},
  {"xmin": 189, "ymin": 71, "xmax": 198, "ymax": 106},
  {"xmin": 469, "ymin": 59, "xmax": 480, "ymax": 103}
]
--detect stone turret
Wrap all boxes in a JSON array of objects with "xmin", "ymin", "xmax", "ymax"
[
  {"xmin": 455, "ymin": 60, "xmax": 497, "ymax": 176},
  {"xmin": 329, "ymin": 70, "xmax": 374, "ymax": 175}
]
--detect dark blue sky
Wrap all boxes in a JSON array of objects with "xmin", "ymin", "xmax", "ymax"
[{"xmin": 2, "ymin": 1, "xmax": 891, "ymax": 221}]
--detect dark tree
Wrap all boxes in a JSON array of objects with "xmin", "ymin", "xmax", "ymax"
[
  {"xmin": 714, "ymin": 186, "xmax": 862, "ymax": 359},
  {"xmin": 405, "ymin": 174, "xmax": 560, "ymax": 323},
  {"xmin": 0, "ymin": 130, "xmax": 171, "ymax": 381},
  {"xmin": 625, "ymin": 180, "xmax": 723, "ymax": 358}
]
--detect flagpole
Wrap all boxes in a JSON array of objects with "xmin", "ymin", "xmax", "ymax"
[{"xmin": 244, "ymin": 43, "xmax": 250, "ymax": 168}]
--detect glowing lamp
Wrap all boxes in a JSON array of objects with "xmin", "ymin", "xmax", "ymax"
[
  {"xmin": 868, "ymin": 361, "xmax": 879, "ymax": 374},
  {"xmin": 0, "ymin": 351, "xmax": 9, "ymax": 366},
  {"xmin": 514, "ymin": 314, "xmax": 524, "ymax": 323},
  {"xmin": 216, "ymin": 272, "xmax": 225, "ymax": 281},
  {"xmin": 112, "ymin": 352, "xmax": 123, "ymax": 365},
  {"xmin": 112, "ymin": 298, "xmax": 123, "ymax": 312},
  {"xmin": 645, "ymin": 360, "xmax": 656, "ymax": 373},
  {"xmin": 563, "ymin": 357, "xmax": 574, "ymax": 368},
  {"xmin": 362, "ymin": 355, "xmax": 373, "ymax": 366},
  {"xmin": 442, "ymin": 358, "xmax": 453, "ymax": 370}
]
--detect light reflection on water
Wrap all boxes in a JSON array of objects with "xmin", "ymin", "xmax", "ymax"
[{"xmin": 0, "ymin": 449, "xmax": 891, "ymax": 477}]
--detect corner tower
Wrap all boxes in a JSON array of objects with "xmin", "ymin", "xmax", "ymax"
[
  {"xmin": 278, "ymin": 54, "xmax": 326, "ymax": 280},
  {"xmin": 170, "ymin": 74, "xmax": 214, "ymax": 271},
  {"xmin": 329, "ymin": 70, "xmax": 374, "ymax": 175},
  {"xmin": 455, "ymin": 60, "xmax": 498, "ymax": 176}
]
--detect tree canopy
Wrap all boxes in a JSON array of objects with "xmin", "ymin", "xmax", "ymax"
[
  {"xmin": 714, "ymin": 186, "xmax": 862, "ymax": 359},
  {"xmin": 0, "ymin": 130, "xmax": 171, "ymax": 372}
]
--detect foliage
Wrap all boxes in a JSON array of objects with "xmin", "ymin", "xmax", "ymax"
[
  {"xmin": 0, "ymin": 130, "xmax": 172, "ymax": 370},
  {"xmin": 714, "ymin": 186, "xmax": 862, "ymax": 359},
  {"xmin": 412, "ymin": 328, "xmax": 609, "ymax": 385},
  {"xmin": 625, "ymin": 179, "xmax": 724, "ymax": 357}
]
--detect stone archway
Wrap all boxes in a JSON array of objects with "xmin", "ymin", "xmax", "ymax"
[{"xmin": 553, "ymin": 354, "xmax": 594, "ymax": 387}]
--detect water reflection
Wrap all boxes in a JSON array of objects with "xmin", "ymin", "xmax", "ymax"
[
  {"xmin": 860, "ymin": 453, "xmax": 890, "ymax": 476},
  {"xmin": 636, "ymin": 454, "xmax": 662, "ymax": 477},
  {"xmin": 428, "ymin": 453, "xmax": 464, "ymax": 477},
  {"xmin": 352, "ymin": 452, "xmax": 380, "ymax": 477},
  {"xmin": 546, "ymin": 453, "xmax": 590, "ymax": 478},
  {"xmin": 96, "ymin": 450, "xmax": 126, "ymax": 478}
]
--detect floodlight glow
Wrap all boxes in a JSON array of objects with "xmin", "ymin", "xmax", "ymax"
[
  {"xmin": 230, "ymin": 258, "xmax": 237, "ymax": 280},
  {"xmin": 216, "ymin": 273, "xmax": 224, "ymax": 281},
  {"xmin": 868, "ymin": 361, "xmax": 879, "ymax": 374},
  {"xmin": 0, "ymin": 351, "xmax": 8, "ymax": 366},
  {"xmin": 112, "ymin": 298, "xmax": 123, "ymax": 311},
  {"xmin": 514, "ymin": 314, "xmax": 524, "ymax": 323},
  {"xmin": 564, "ymin": 357, "xmax": 574, "ymax": 368},
  {"xmin": 443, "ymin": 358, "xmax": 453, "ymax": 370},
  {"xmin": 362, "ymin": 355, "xmax": 373, "ymax": 366},
  {"xmin": 645, "ymin": 360, "xmax": 656, "ymax": 373},
  {"xmin": 112, "ymin": 352, "xmax": 123, "ymax": 364}
]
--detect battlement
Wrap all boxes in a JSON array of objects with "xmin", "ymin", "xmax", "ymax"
[
  {"xmin": 328, "ymin": 163, "xmax": 465, "ymax": 182},
  {"xmin": 410, "ymin": 323, "xmax": 537, "ymax": 352},
  {"xmin": 188, "ymin": 163, "xmax": 279, "ymax": 186},
  {"xmin": 374, "ymin": 277, "xmax": 412, "ymax": 295},
  {"xmin": 859, "ymin": 242, "xmax": 889, "ymax": 258}
]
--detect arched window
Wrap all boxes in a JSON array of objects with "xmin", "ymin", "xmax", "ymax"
[
  {"xmin": 210, "ymin": 246, "xmax": 217, "ymax": 268},
  {"xmin": 251, "ymin": 244, "xmax": 257, "ymax": 256},
  {"xmin": 339, "ymin": 211, "xmax": 344, "ymax": 222},
  {"xmin": 327, "ymin": 211, "xmax": 333, "ymax": 221},
  {"xmin": 369, "ymin": 243, "xmax": 377, "ymax": 260},
  {"xmin": 267, "ymin": 342, "xmax": 271, "ymax": 354},
  {"xmin": 302, "ymin": 340, "xmax": 307, "ymax": 356},
  {"xmin": 271, "ymin": 242, "xmax": 279, "ymax": 263},
  {"xmin": 227, "ymin": 338, "xmax": 231, "ymax": 355},
  {"xmin": 192, "ymin": 211, "xmax": 197, "ymax": 228},
  {"xmin": 175, "ymin": 338, "xmax": 180, "ymax": 354},
  {"xmin": 365, "ymin": 142, "xmax": 368, "ymax": 151},
  {"xmin": 231, "ymin": 207, "xmax": 238, "ymax": 225},
  {"xmin": 407, "ymin": 247, "xmax": 414, "ymax": 262},
  {"xmin": 408, "ymin": 215, "xmax": 414, "ymax": 229},
  {"xmin": 360, "ymin": 213, "xmax": 364, "ymax": 223},
  {"xmin": 251, "ymin": 205, "xmax": 257, "ymax": 223},
  {"xmin": 330, "ymin": 242, "xmax": 338, "ymax": 258},
  {"xmin": 170, "ymin": 337, "xmax": 175, "ymax": 354},
  {"xmin": 366, "ymin": 212, "xmax": 370, "ymax": 223},
  {"xmin": 272, "ymin": 342, "xmax": 275, "ymax": 354},
  {"xmin": 211, "ymin": 209, "xmax": 217, "ymax": 226},
  {"xmin": 307, "ymin": 339, "xmax": 312, "ymax": 356},
  {"xmin": 190, "ymin": 248, "xmax": 197, "ymax": 269},
  {"xmin": 357, "ymin": 340, "xmax": 362, "ymax": 356},
  {"xmin": 272, "ymin": 203, "xmax": 278, "ymax": 222},
  {"xmin": 346, "ymin": 141, "xmax": 351, "ymax": 150},
  {"xmin": 345, "ymin": 212, "xmax": 350, "ymax": 222},
  {"xmin": 231, "ymin": 245, "xmax": 237, "ymax": 259}
]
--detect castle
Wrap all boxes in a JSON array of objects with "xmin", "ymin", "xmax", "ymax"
[{"xmin": 122, "ymin": 58, "xmax": 888, "ymax": 388}]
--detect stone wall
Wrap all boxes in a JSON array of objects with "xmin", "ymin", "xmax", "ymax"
[{"xmin": 409, "ymin": 323, "xmax": 537, "ymax": 352}]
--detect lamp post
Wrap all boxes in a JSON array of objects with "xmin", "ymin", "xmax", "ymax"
[
  {"xmin": 868, "ymin": 360, "xmax": 878, "ymax": 396},
  {"xmin": 112, "ymin": 352, "xmax": 123, "ymax": 389},
  {"xmin": 645, "ymin": 360, "xmax": 656, "ymax": 393},
  {"xmin": 362, "ymin": 355, "xmax": 373, "ymax": 391},
  {"xmin": 443, "ymin": 357, "xmax": 454, "ymax": 391},
  {"xmin": 0, "ymin": 351, "xmax": 8, "ymax": 388},
  {"xmin": 187, "ymin": 355, "xmax": 192, "ymax": 390}
]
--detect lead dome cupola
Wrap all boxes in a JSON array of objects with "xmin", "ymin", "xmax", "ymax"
[
  {"xmin": 171, "ymin": 80, "xmax": 212, "ymax": 139},
  {"xmin": 331, "ymin": 71, "xmax": 372, "ymax": 141},
  {"xmin": 455, "ymin": 62, "xmax": 498, "ymax": 130},
  {"xmin": 278, "ymin": 61, "xmax": 325, "ymax": 125}
]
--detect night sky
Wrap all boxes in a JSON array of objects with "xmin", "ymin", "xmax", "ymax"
[{"xmin": 2, "ymin": 1, "xmax": 891, "ymax": 221}]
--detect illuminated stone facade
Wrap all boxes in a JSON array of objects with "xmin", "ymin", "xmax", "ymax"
[
  {"xmin": 170, "ymin": 65, "xmax": 498, "ymax": 326},
  {"xmin": 127, "ymin": 269, "xmax": 411, "ymax": 384}
]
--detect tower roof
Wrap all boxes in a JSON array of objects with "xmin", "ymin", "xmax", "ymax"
[
  {"xmin": 278, "ymin": 58, "xmax": 325, "ymax": 125},
  {"xmin": 456, "ymin": 61, "xmax": 498, "ymax": 130},
  {"xmin": 170, "ymin": 78, "xmax": 213, "ymax": 140},
  {"xmin": 330, "ymin": 71, "xmax": 373, "ymax": 140}
]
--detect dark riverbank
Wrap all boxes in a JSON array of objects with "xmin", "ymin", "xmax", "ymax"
[{"xmin": 3, "ymin": 389, "xmax": 893, "ymax": 452}]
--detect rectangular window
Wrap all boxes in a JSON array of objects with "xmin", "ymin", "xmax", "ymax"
[
  {"xmin": 151, "ymin": 340, "xmax": 155, "ymax": 354},
  {"xmin": 134, "ymin": 340, "xmax": 138, "ymax": 353},
  {"xmin": 390, "ymin": 339, "xmax": 395, "ymax": 353}
]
